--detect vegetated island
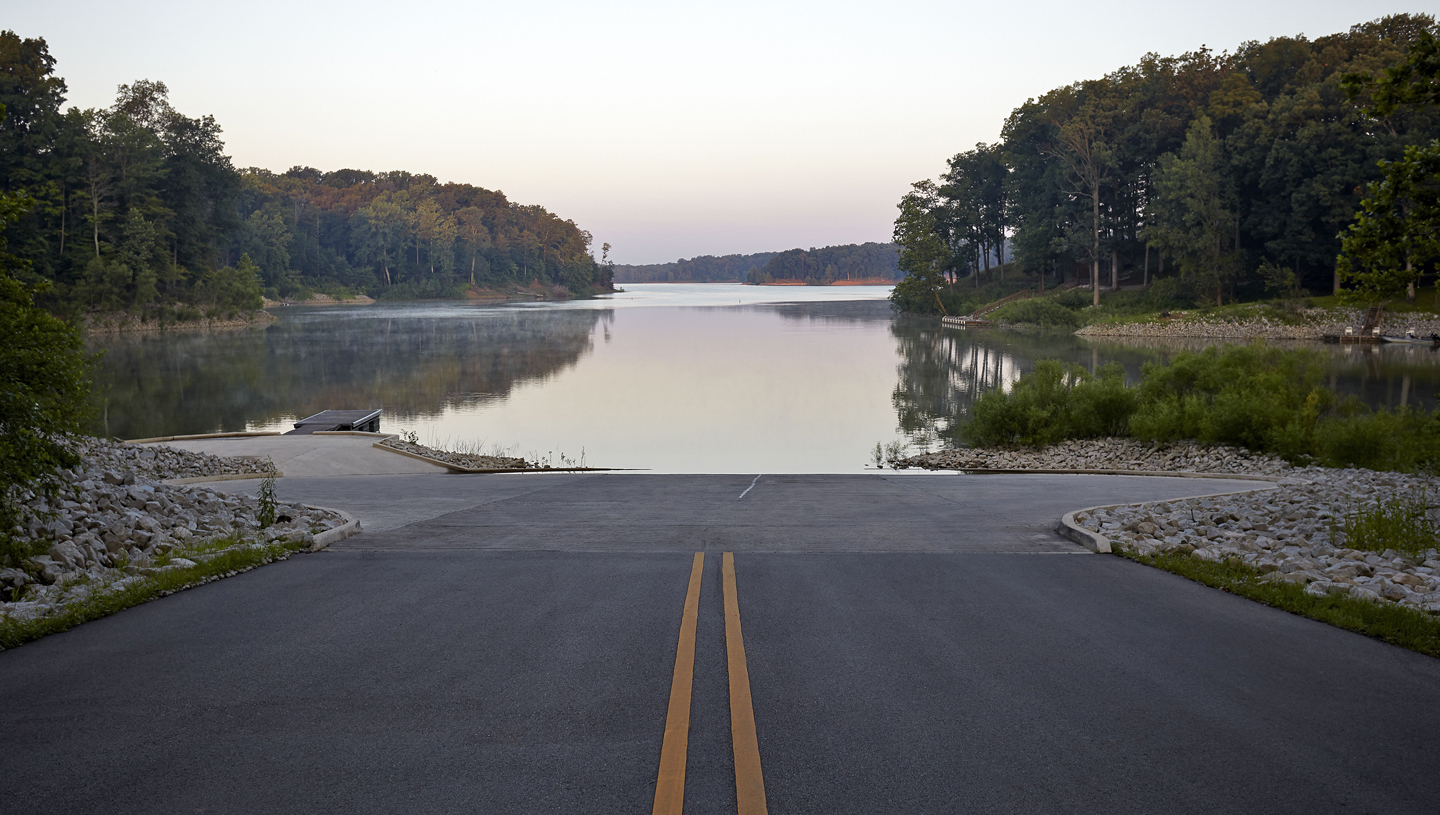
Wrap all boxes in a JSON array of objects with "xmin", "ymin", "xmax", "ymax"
[
  {"xmin": 0, "ymin": 31, "xmax": 615, "ymax": 335},
  {"xmin": 613, "ymin": 242, "xmax": 900, "ymax": 286},
  {"xmin": 886, "ymin": 13, "xmax": 1440, "ymax": 340}
]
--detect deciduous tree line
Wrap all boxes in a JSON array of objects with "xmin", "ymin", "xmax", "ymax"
[
  {"xmin": 0, "ymin": 32, "xmax": 612, "ymax": 318},
  {"xmin": 612, "ymin": 243, "xmax": 900, "ymax": 285},
  {"xmin": 893, "ymin": 14, "xmax": 1440, "ymax": 313}
]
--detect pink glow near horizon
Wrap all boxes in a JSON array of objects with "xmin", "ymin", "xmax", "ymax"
[{"xmin": 10, "ymin": 0, "xmax": 1417, "ymax": 264}]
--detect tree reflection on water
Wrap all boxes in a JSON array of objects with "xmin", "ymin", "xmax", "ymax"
[
  {"xmin": 887, "ymin": 321, "xmax": 1440, "ymax": 452},
  {"xmin": 91, "ymin": 307, "xmax": 609, "ymax": 439}
]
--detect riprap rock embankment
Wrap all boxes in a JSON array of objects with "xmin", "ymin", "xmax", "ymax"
[{"xmin": 1, "ymin": 438, "xmax": 344, "ymax": 626}]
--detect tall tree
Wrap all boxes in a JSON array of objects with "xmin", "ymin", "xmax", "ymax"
[
  {"xmin": 1147, "ymin": 117, "xmax": 1241, "ymax": 305},
  {"xmin": 891, "ymin": 182, "xmax": 951, "ymax": 315},
  {"xmin": 1049, "ymin": 99, "xmax": 1114, "ymax": 305}
]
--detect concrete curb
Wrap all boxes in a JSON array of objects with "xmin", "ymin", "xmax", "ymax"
[
  {"xmin": 127, "ymin": 431, "xmax": 281, "ymax": 444},
  {"xmin": 306, "ymin": 506, "xmax": 361, "ymax": 551},
  {"xmin": 1057, "ymin": 484, "xmax": 1285, "ymax": 555},
  {"xmin": 163, "ymin": 471, "xmax": 281, "ymax": 486}
]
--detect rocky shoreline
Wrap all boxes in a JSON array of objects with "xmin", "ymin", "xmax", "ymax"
[
  {"xmin": 1074, "ymin": 306, "xmax": 1440, "ymax": 340},
  {"xmin": 1, "ymin": 438, "xmax": 345, "ymax": 628},
  {"xmin": 897, "ymin": 437, "xmax": 1292, "ymax": 476},
  {"xmin": 901, "ymin": 438, "xmax": 1440, "ymax": 615}
]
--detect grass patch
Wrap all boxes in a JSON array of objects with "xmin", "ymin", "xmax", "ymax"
[
  {"xmin": 990, "ymin": 297, "xmax": 1083, "ymax": 329},
  {"xmin": 1119, "ymin": 549, "xmax": 1440, "ymax": 657},
  {"xmin": 1328, "ymin": 490, "xmax": 1440, "ymax": 558},
  {"xmin": 0, "ymin": 533, "xmax": 307, "ymax": 651},
  {"xmin": 1309, "ymin": 285, "xmax": 1440, "ymax": 314}
]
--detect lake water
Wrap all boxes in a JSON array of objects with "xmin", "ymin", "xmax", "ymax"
[{"xmin": 91, "ymin": 283, "xmax": 1440, "ymax": 473}]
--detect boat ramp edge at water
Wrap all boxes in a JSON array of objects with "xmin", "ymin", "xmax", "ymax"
[{"xmin": 370, "ymin": 442, "xmax": 632, "ymax": 474}]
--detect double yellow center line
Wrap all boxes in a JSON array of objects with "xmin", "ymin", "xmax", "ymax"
[{"xmin": 652, "ymin": 552, "xmax": 768, "ymax": 815}]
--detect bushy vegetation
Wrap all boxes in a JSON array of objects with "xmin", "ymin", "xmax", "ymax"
[
  {"xmin": 0, "ymin": 187, "xmax": 93, "ymax": 563},
  {"xmin": 964, "ymin": 345, "xmax": 1440, "ymax": 473},
  {"xmin": 965, "ymin": 360, "xmax": 1137, "ymax": 446},
  {"xmin": 989, "ymin": 297, "xmax": 1082, "ymax": 329}
]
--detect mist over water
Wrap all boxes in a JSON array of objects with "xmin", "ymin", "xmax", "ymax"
[{"xmin": 93, "ymin": 284, "xmax": 1440, "ymax": 473}]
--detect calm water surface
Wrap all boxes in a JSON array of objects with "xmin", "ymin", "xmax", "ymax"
[{"xmin": 91, "ymin": 283, "xmax": 1440, "ymax": 473}]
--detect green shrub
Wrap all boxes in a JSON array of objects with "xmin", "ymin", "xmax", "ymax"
[
  {"xmin": 1128, "ymin": 345, "xmax": 1329, "ymax": 453},
  {"xmin": 1311, "ymin": 409, "xmax": 1440, "ymax": 472},
  {"xmin": 1068, "ymin": 365, "xmax": 1140, "ymax": 437},
  {"xmin": 1052, "ymin": 287, "xmax": 1094, "ymax": 310},
  {"xmin": 991, "ymin": 297, "xmax": 1082, "ymax": 329},
  {"xmin": 958, "ymin": 343, "xmax": 1440, "ymax": 474},
  {"xmin": 1141, "ymin": 275, "xmax": 1195, "ymax": 309},
  {"xmin": 964, "ymin": 361, "xmax": 1137, "ymax": 447}
]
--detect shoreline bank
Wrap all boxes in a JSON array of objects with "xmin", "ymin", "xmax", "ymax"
[{"xmin": 85, "ymin": 310, "xmax": 277, "ymax": 335}]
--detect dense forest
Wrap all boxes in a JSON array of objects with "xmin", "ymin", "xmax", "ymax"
[
  {"xmin": 745, "ymin": 242, "xmax": 900, "ymax": 284},
  {"xmin": 614, "ymin": 242, "xmax": 899, "ymax": 284},
  {"xmin": 612, "ymin": 251, "xmax": 778, "ymax": 283},
  {"xmin": 0, "ymin": 32, "xmax": 612, "ymax": 321},
  {"xmin": 892, "ymin": 14, "xmax": 1440, "ymax": 313}
]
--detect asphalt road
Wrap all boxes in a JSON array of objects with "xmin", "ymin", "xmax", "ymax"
[{"xmin": 3, "ymin": 473, "xmax": 1439, "ymax": 814}]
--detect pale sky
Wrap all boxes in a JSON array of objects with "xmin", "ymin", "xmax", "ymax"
[{"xmin": 9, "ymin": 1, "xmax": 1434, "ymax": 263}]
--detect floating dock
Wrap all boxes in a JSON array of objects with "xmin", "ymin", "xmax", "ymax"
[{"xmin": 286, "ymin": 409, "xmax": 382, "ymax": 435}]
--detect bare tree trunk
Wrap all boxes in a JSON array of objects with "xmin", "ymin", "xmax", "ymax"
[
  {"xmin": 1111, "ymin": 245, "xmax": 1119, "ymax": 291},
  {"xmin": 1091, "ymin": 188, "xmax": 1100, "ymax": 306},
  {"xmin": 1407, "ymin": 256, "xmax": 1415, "ymax": 301}
]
